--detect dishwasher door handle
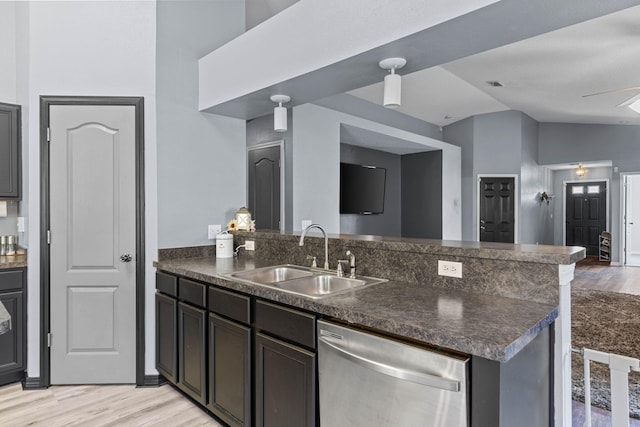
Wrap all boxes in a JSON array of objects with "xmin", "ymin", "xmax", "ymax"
[{"xmin": 319, "ymin": 335, "xmax": 460, "ymax": 392}]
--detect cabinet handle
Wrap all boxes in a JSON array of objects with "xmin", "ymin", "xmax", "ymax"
[{"xmin": 120, "ymin": 253, "xmax": 133, "ymax": 262}]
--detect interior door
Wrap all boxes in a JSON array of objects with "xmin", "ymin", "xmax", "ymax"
[
  {"xmin": 625, "ymin": 175, "xmax": 640, "ymax": 266},
  {"xmin": 565, "ymin": 181, "xmax": 606, "ymax": 256},
  {"xmin": 49, "ymin": 105, "xmax": 136, "ymax": 384},
  {"xmin": 479, "ymin": 177, "xmax": 515, "ymax": 243},
  {"xmin": 248, "ymin": 144, "xmax": 281, "ymax": 230}
]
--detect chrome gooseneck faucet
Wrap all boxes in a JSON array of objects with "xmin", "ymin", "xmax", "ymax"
[{"xmin": 299, "ymin": 224, "xmax": 329, "ymax": 270}]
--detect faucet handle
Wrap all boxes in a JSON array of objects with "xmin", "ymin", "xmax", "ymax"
[
  {"xmin": 336, "ymin": 260, "xmax": 349, "ymax": 277},
  {"xmin": 306, "ymin": 255, "xmax": 317, "ymax": 268}
]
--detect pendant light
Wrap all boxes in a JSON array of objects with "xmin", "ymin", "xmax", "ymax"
[
  {"xmin": 379, "ymin": 58, "xmax": 406, "ymax": 108},
  {"xmin": 270, "ymin": 95, "xmax": 290, "ymax": 132}
]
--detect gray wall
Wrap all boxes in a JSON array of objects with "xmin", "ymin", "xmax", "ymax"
[
  {"xmin": 339, "ymin": 144, "xmax": 401, "ymax": 236},
  {"xmin": 401, "ymin": 151, "xmax": 443, "ymax": 239},
  {"xmin": 246, "ymin": 111, "xmax": 294, "ymax": 232},
  {"xmin": 156, "ymin": 1, "xmax": 246, "ymax": 248},
  {"xmin": 540, "ymin": 123, "xmax": 640, "ymax": 262},
  {"xmin": 551, "ymin": 167, "xmax": 612, "ymax": 246},
  {"xmin": 444, "ymin": 111, "xmax": 552, "ymax": 245},
  {"xmin": 443, "ymin": 117, "xmax": 474, "ymax": 240}
]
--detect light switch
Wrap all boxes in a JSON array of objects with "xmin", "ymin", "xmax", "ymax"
[
  {"xmin": 0, "ymin": 201, "xmax": 6, "ymax": 217},
  {"xmin": 17, "ymin": 217, "xmax": 25, "ymax": 232}
]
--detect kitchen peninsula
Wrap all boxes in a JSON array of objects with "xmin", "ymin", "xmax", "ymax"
[{"xmin": 154, "ymin": 230, "xmax": 584, "ymax": 426}]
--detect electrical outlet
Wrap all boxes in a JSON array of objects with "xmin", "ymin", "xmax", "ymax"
[
  {"xmin": 245, "ymin": 240, "xmax": 255, "ymax": 251},
  {"xmin": 208, "ymin": 224, "xmax": 222, "ymax": 239},
  {"xmin": 438, "ymin": 260, "xmax": 462, "ymax": 278},
  {"xmin": 301, "ymin": 219, "xmax": 313, "ymax": 230}
]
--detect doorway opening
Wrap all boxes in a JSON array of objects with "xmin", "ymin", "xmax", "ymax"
[
  {"xmin": 476, "ymin": 174, "xmax": 518, "ymax": 243},
  {"xmin": 247, "ymin": 140, "xmax": 284, "ymax": 231},
  {"xmin": 563, "ymin": 179, "xmax": 608, "ymax": 256},
  {"xmin": 39, "ymin": 96, "xmax": 145, "ymax": 387}
]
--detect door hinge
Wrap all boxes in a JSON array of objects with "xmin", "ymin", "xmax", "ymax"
[
  {"xmin": 47, "ymin": 332, "xmax": 52, "ymax": 348},
  {"xmin": 47, "ymin": 230, "xmax": 51, "ymax": 245},
  {"xmin": 47, "ymin": 128, "xmax": 50, "ymax": 142}
]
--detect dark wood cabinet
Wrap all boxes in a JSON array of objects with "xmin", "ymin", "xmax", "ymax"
[
  {"xmin": 0, "ymin": 268, "xmax": 26, "ymax": 385},
  {"xmin": 0, "ymin": 102, "xmax": 21, "ymax": 199},
  {"xmin": 156, "ymin": 271, "xmax": 318, "ymax": 427},
  {"xmin": 208, "ymin": 313, "xmax": 251, "ymax": 427},
  {"xmin": 155, "ymin": 292, "xmax": 177, "ymax": 383},
  {"xmin": 255, "ymin": 332, "xmax": 316, "ymax": 427},
  {"xmin": 254, "ymin": 300, "xmax": 317, "ymax": 427},
  {"xmin": 178, "ymin": 301, "xmax": 207, "ymax": 404}
]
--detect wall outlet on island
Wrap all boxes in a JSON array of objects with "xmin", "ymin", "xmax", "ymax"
[
  {"xmin": 245, "ymin": 240, "xmax": 255, "ymax": 251},
  {"xmin": 438, "ymin": 260, "xmax": 462, "ymax": 278},
  {"xmin": 208, "ymin": 224, "xmax": 222, "ymax": 239}
]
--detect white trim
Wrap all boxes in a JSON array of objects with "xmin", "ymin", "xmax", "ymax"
[
  {"xmin": 561, "ymin": 178, "xmax": 609, "ymax": 247},
  {"xmin": 620, "ymin": 172, "xmax": 640, "ymax": 266},
  {"xmin": 555, "ymin": 263, "xmax": 575, "ymax": 427},
  {"xmin": 476, "ymin": 174, "xmax": 519, "ymax": 243},
  {"xmin": 247, "ymin": 140, "xmax": 286, "ymax": 232}
]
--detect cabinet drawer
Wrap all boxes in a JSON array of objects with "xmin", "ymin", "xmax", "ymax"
[
  {"xmin": 156, "ymin": 271, "xmax": 177, "ymax": 297},
  {"xmin": 255, "ymin": 300, "xmax": 316, "ymax": 349},
  {"xmin": 179, "ymin": 278, "xmax": 206, "ymax": 308},
  {"xmin": 208, "ymin": 286, "xmax": 251, "ymax": 325},
  {"xmin": 0, "ymin": 269, "xmax": 24, "ymax": 292}
]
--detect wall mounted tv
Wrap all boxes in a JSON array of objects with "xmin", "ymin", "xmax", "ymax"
[{"xmin": 340, "ymin": 162, "xmax": 386, "ymax": 215}]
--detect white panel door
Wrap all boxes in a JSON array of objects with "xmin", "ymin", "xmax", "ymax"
[
  {"xmin": 50, "ymin": 105, "xmax": 136, "ymax": 384},
  {"xmin": 626, "ymin": 175, "xmax": 640, "ymax": 267}
]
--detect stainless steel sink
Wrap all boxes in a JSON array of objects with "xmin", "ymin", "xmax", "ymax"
[
  {"xmin": 277, "ymin": 275, "xmax": 368, "ymax": 298},
  {"xmin": 230, "ymin": 265, "xmax": 314, "ymax": 283},
  {"xmin": 226, "ymin": 265, "xmax": 386, "ymax": 299}
]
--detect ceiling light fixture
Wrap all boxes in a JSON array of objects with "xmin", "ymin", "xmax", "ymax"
[
  {"xmin": 379, "ymin": 58, "xmax": 406, "ymax": 108},
  {"xmin": 270, "ymin": 95, "xmax": 290, "ymax": 132},
  {"xmin": 576, "ymin": 164, "xmax": 587, "ymax": 177}
]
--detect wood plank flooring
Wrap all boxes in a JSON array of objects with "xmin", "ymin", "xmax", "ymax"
[{"xmin": 0, "ymin": 382, "xmax": 222, "ymax": 427}]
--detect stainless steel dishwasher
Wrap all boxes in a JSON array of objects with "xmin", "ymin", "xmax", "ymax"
[{"xmin": 317, "ymin": 320, "xmax": 469, "ymax": 427}]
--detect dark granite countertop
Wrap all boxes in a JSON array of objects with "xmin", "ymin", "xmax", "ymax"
[
  {"xmin": 0, "ymin": 254, "xmax": 27, "ymax": 270},
  {"xmin": 154, "ymin": 256, "xmax": 557, "ymax": 363}
]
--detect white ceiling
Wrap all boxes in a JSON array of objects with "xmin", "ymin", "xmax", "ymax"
[{"xmin": 349, "ymin": 5, "xmax": 640, "ymax": 126}]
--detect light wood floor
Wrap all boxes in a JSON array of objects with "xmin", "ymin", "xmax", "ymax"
[
  {"xmin": 573, "ymin": 257, "xmax": 640, "ymax": 295},
  {"xmin": 0, "ymin": 382, "xmax": 223, "ymax": 427}
]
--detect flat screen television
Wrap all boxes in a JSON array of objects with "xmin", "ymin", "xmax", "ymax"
[{"xmin": 340, "ymin": 162, "xmax": 386, "ymax": 214}]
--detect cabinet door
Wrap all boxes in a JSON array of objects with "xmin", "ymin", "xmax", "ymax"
[
  {"xmin": 0, "ymin": 102, "xmax": 21, "ymax": 199},
  {"xmin": 155, "ymin": 292, "xmax": 177, "ymax": 384},
  {"xmin": 0, "ymin": 291, "xmax": 25, "ymax": 385},
  {"xmin": 255, "ymin": 332, "xmax": 316, "ymax": 427},
  {"xmin": 208, "ymin": 314, "xmax": 251, "ymax": 427},
  {"xmin": 178, "ymin": 302, "xmax": 207, "ymax": 404}
]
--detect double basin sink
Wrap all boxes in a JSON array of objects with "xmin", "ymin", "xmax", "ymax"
[{"xmin": 226, "ymin": 265, "xmax": 386, "ymax": 299}]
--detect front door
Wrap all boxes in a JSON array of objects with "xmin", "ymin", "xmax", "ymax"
[
  {"xmin": 248, "ymin": 144, "xmax": 281, "ymax": 230},
  {"xmin": 479, "ymin": 177, "xmax": 515, "ymax": 243},
  {"xmin": 565, "ymin": 181, "xmax": 607, "ymax": 256},
  {"xmin": 625, "ymin": 175, "xmax": 640, "ymax": 266},
  {"xmin": 49, "ymin": 105, "xmax": 137, "ymax": 384}
]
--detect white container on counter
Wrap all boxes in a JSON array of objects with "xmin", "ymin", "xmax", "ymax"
[{"xmin": 216, "ymin": 233, "xmax": 234, "ymax": 258}]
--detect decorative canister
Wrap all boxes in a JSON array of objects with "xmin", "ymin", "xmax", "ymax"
[
  {"xmin": 235, "ymin": 207, "xmax": 252, "ymax": 231},
  {"xmin": 0, "ymin": 236, "xmax": 6, "ymax": 256},
  {"xmin": 216, "ymin": 233, "xmax": 234, "ymax": 258},
  {"xmin": 5, "ymin": 236, "xmax": 16, "ymax": 256}
]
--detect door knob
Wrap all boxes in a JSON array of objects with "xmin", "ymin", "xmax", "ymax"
[{"xmin": 120, "ymin": 253, "xmax": 132, "ymax": 262}]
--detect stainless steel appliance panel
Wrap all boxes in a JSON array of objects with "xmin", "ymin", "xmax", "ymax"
[{"xmin": 318, "ymin": 320, "xmax": 469, "ymax": 427}]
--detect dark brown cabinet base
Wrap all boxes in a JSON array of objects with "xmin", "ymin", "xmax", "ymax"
[{"xmin": 0, "ymin": 268, "xmax": 26, "ymax": 386}]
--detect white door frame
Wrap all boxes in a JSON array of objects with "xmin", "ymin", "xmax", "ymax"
[
  {"xmin": 561, "ymin": 178, "xmax": 609, "ymax": 246},
  {"xmin": 621, "ymin": 172, "xmax": 640, "ymax": 266},
  {"xmin": 247, "ymin": 140, "xmax": 285, "ymax": 232},
  {"xmin": 476, "ymin": 174, "xmax": 519, "ymax": 243},
  {"xmin": 38, "ymin": 96, "xmax": 146, "ymax": 388}
]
